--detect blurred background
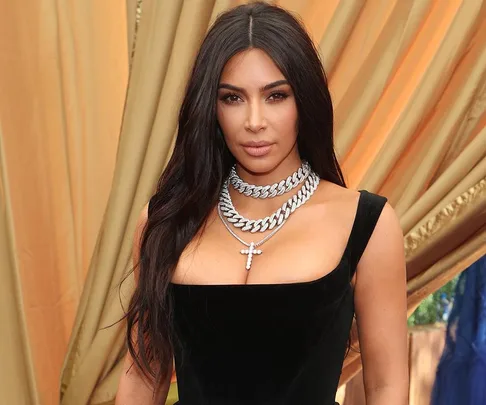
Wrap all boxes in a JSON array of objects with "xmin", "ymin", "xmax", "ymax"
[{"xmin": 0, "ymin": 0, "xmax": 484, "ymax": 404}]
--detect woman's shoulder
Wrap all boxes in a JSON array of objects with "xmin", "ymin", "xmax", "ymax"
[
  {"xmin": 315, "ymin": 180, "xmax": 388, "ymax": 208},
  {"xmin": 318, "ymin": 183, "xmax": 401, "ymax": 276},
  {"xmin": 312, "ymin": 182, "xmax": 393, "ymax": 247},
  {"xmin": 313, "ymin": 180, "xmax": 361, "ymax": 208}
]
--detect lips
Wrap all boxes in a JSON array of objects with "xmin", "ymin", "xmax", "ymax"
[
  {"xmin": 242, "ymin": 141, "xmax": 272, "ymax": 148},
  {"xmin": 241, "ymin": 141, "xmax": 273, "ymax": 157}
]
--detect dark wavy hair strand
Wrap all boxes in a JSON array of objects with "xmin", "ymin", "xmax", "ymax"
[{"xmin": 122, "ymin": 1, "xmax": 347, "ymax": 394}]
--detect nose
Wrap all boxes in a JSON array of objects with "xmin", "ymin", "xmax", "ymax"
[{"xmin": 245, "ymin": 100, "xmax": 267, "ymax": 133}]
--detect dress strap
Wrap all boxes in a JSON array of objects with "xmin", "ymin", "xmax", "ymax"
[{"xmin": 343, "ymin": 189, "xmax": 388, "ymax": 275}]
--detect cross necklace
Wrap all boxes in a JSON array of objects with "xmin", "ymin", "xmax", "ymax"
[
  {"xmin": 217, "ymin": 204, "xmax": 286, "ymax": 270},
  {"xmin": 217, "ymin": 163, "xmax": 318, "ymax": 271}
]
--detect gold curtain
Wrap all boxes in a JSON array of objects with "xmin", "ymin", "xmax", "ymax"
[
  {"xmin": 0, "ymin": 1, "xmax": 128, "ymax": 403},
  {"xmin": 59, "ymin": 0, "xmax": 485, "ymax": 403},
  {"xmin": 323, "ymin": 0, "xmax": 486, "ymax": 383},
  {"xmin": 60, "ymin": 0, "xmax": 485, "ymax": 403},
  {"xmin": 0, "ymin": 127, "xmax": 39, "ymax": 405},
  {"xmin": 60, "ymin": 1, "xmax": 235, "ymax": 403},
  {"xmin": 1, "ymin": 0, "xmax": 484, "ymax": 403}
]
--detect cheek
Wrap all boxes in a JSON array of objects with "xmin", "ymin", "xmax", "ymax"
[
  {"xmin": 268, "ymin": 104, "xmax": 298, "ymax": 140},
  {"xmin": 217, "ymin": 106, "xmax": 243, "ymax": 143}
]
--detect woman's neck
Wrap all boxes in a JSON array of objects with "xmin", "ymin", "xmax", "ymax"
[{"xmin": 228, "ymin": 156, "xmax": 305, "ymax": 218}]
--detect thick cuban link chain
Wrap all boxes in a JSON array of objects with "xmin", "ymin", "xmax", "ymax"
[
  {"xmin": 219, "ymin": 170, "xmax": 320, "ymax": 233},
  {"xmin": 229, "ymin": 161, "xmax": 310, "ymax": 199}
]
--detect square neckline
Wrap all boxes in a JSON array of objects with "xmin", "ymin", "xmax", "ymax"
[{"xmin": 169, "ymin": 190, "xmax": 364, "ymax": 289}]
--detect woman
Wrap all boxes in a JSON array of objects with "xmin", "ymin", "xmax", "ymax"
[{"xmin": 116, "ymin": 2, "xmax": 409, "ymax": 404}]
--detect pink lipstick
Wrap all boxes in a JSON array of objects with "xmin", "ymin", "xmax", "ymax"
[{"xmin": 242, "ymin": 141, "xmax": 273, "ymax": 157}]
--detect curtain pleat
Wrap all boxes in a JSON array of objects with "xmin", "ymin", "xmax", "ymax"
[
  {"xmin": 341, "ymin": 1, "xmax": 485, "ymax": 190},
  {"xmin": 0, "ymin": 0, "xmax": 483, "ymax": 402},
  {"xmin": 0, "ymin": 125, "xmax": 39, "ymax": 405},
  {"xmin": 60, "ymin": 1, "xmax": 237, "ymax": 403},
  {"xmin": 60, "ymin": 0, "xmax": 485, "ymax": 402},
  {"xmin": 0, "ymin": 1, "xmax": 128, "ymax": 402},
  {"xmin": 126, "ymin": 0, "xmax": 139, "ymax": 59}
]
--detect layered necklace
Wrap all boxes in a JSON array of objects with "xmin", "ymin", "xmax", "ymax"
[{"xmin": 217, "ymin": 161, "xmax": 320, "ymax": 270}]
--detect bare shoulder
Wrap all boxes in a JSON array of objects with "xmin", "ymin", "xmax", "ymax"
[
  {"xmin": 309, "ymin": 181, "xmax": 364, "ymax": 253},
  {"xmin": 358, "ymin": 197, "xmax": 404, "ymax": 270},
  {"xmin": 314, "ymin": 181, "xmax": 404, "ymax": 279},
  {"xmin": 309, "ymin": 181, "xmax": 365, "ymax": 236},
  {"xmin": 316, "ymin": 181, "xmax": 400, "ymax": 238},
  {"xmin": 313, "ymin": 180, "xmax": 359, "ymax": 202},
  {"xmin": 353, "ymin": 193, "xmax": 406, "ymax": 293}
]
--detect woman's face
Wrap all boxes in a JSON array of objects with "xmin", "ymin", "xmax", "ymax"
[{"xmin": 217, "ymin": 48, "xmax": 299, "ymax": 175}]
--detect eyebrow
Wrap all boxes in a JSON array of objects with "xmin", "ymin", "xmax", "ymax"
[{"xmin": 218, "ymin": 79, "xmax": 289, "ymax": 93}]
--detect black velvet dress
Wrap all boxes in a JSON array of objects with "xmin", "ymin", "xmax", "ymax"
[{"xmin": 167, "ymin": 190, "xmax": 387, "ymax": 405}]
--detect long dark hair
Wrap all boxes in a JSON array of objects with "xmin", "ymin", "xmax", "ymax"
[{"xmin": 124, "ymin": 1, "xmax": 347, "ymax": 393}]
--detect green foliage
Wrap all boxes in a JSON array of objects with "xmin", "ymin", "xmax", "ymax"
[{"xmin": 407, "ymin": 275, "xmax": 459, "ymax": 327}]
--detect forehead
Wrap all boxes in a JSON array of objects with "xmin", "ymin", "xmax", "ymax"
[{"xmin": 219, "ymin": 48, "xmax": 286, "ymax": 86}]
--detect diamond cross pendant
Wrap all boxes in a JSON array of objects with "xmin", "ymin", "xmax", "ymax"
[{"xmin": 240, "ymin": 242, "xmax": 262, "ymax": 270}]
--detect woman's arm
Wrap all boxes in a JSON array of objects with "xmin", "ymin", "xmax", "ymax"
[
  {"xmin": 116, "ymin": 349, "xmax": 173, "ymax": 404},
  {"xmin": 115, "ymin": 204, "xmax": 173, "ymax": 404},
  {"xmin": 354, "ymin": 202, "xmax": 409, "ymax": 405}
]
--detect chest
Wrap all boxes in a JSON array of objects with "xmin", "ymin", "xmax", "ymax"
[{"xmin": 172, "ymin": 199, "xmax": 357, "ymax": 286}]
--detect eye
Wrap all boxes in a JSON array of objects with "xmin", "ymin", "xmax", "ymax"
[
  {"xmin": 267, "ymin": 92, "xmax": 289, "ymax": 102},
  {"xmin": 220, "ymin": 93, "xmax": 242, "ymax": 104}
]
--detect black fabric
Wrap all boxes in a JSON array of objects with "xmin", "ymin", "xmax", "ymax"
[{"xmin": 167, "ymin": 189, "xmax": 387, "ymax": 405}]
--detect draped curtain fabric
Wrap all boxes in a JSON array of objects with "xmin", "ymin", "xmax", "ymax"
[
  {"xmin": 60, "ymin": 0, "xmax": 485, "ymax": 403},
  {"xmin": 0, "ymin": 1, "xmax": 128, "ymax": 404},
  {"xmin": 0, "ymin": 128, "xmax": 38, "ymax": 405},
  {"xmin": 60, "ymin": 1, "xmax": 234, "ymax": 403},
  {"xmin": 0, "ymin": 0, "xmax": 484, "ymax": 403}
]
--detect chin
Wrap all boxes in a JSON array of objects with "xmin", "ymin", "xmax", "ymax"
[{"xmin": 236, "ymin": 157, "xmax": 280, "ymax": 176}]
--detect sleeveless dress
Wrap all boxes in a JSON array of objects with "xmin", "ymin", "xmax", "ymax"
[{"xmin": 165, "ymin": 189, "xmax": 387, "ymax": 405}]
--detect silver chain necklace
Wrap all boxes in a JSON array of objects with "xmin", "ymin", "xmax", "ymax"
[
  {"xmin": 217, "ymin": 163, "xmax": 320, "ymax": 270},
  {"xmin": 229, "ymin": 161, "xmax": 310, "ymax": 199},
  {"xmin": 217, "ymin": 204, "xmax": 286, "ymax": 270},
  {"xmin": 219, "ymin": 171, "xmax": 320, "ymax": 233}
]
